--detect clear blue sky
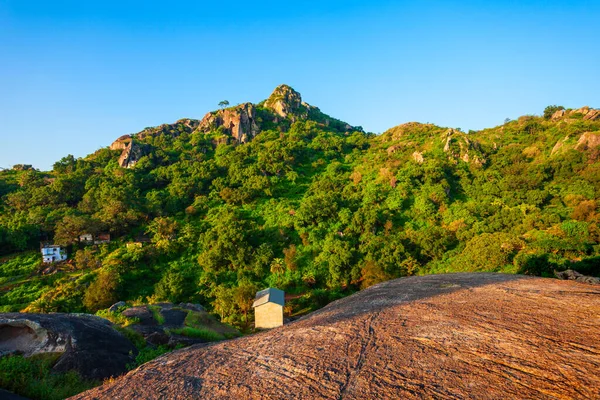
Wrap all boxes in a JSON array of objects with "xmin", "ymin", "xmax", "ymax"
[{"xmin": 1, "ymin": 0, "xmax": 599, "ymax": 170}]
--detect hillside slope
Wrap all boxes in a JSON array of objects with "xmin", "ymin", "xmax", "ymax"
[
  {"xmin": 73, "ymin": 273, "xmax": 600, "ymax": 399},
  {"xmin": 0, "ymin": 87, "xmax": 599, "ymax": 328}
]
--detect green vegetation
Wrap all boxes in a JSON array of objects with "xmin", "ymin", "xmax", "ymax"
[
  {"xmin": 168, "ymin": 326, "xmax": 223, "ymax": 341},
  {"xmin": 148, "ymin": 305, "xmax": 165, "ymax": 325},
  {"xmin": 0, "ymin": 92, "xmax": 599, "ymax": 330},
  {"xmin": 0, "ymin": 354, "xmax": 99, "ymax": 400}
]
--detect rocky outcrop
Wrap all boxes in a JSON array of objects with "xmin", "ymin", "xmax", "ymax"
[
  {"xmin": 551, "ymin": 109, "xmax": 566, "ymax": 120},
  {"xmin": 412, "ymin": 151, "xmax": 424, "ymax": 163},
  {"xmin": 197, "ymin": 103, "xmax": 259, "ymax": 143},
  {"xmin": 121, "ymin": 303, "xmax": 237, "ymax": 347},
  {"xmin": 118, "ymin": 141, "xmax": 150, "ymax": 168},
  {"xmin": 136, "ymin": 119, "xmax": 199, "ymax": 140},
  {"xmin": 264, "ymin": 84, "xmax": 311, "ymax": 119},
  {"xmin": 551, "ymin": 106, "xmax": 600, "ymax": 121},
  {"xmin": 555, "ymin": 269, "xmax": 600, "ymax": 284},
  {"xmin": 575, "ymin": 131, "xmax": 600, "ymax": 151},
  {"xmin": 73, "ymin": 273, "xmax": 600, "ymax": 399},
  {"xmin": 0, "ymin": 313, "xmax": 136, "ymax": 380},
  {"xmin": 109, "ymin": 135, "xmax": 132, "ymax": 151}
]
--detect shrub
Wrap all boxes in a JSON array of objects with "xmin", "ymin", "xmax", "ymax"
[
  {"xmin": 0, "ymin": 354, "xmax": 99, "ymax": 400},
  {"xmin": 543, "ymin": 105, "xmax": 564, "ymax": 119}
]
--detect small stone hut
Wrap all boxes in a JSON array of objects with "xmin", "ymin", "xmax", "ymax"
[{"xmin": 252, "ymin": 288, "xmax": 284, "ymax": 329}]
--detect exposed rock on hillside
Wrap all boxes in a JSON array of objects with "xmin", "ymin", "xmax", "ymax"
[
  {"xmin": 551, "ymin": 106, "xmax": 600, "ymax": 121},
  {"xmin": 136, "ymin": 119, "xmax": 200, "ymax": 140},
  {"xmin": 575, "ymin": 131, "xmax": 600, "ymax": 151},
  {"xmin": 264, "ymin": 84, "xmax": 312, "ymax": 119},
  {"xmin": 197, "ymin": 103, "xmax": 259, "ymax": 143},
  {"xmin": 73, "ymin": 273, "xmax": 600, "ymax": 399},
  {"xmin": 555, "ymin": 269, "xmax": 600, "ymax": 284},
  {"xmin": 118, "ymin": 141, "xmax": 150, "ymax": 168},
  {"xmin": 109, "ymin": 135, "xmax": 133, "ymax": 151},
  {"xmin": 0, "ymin": 313, "xmax": 136, "ymax": 380},
  {"xmin": 120, "ymin": 303, "xmax": 238, "ymax": 347}
]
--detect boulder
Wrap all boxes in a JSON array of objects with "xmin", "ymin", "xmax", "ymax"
[
  {"xmin": 121, "ymin": 303, "xmax": 236, "ymax": 347},
  {"xmin": 0, "ymin": 313, "xmax": 137, "ymax": 380},
  {"xmin": 551, "ymin": 109, "xmax": 566, "ymax": 119},
  {"xmin": 583, "ymin": 108, "xmax": 600, "ymax": 121},
  {"xmin": 412, "ymin": 151, "xmax": 424, "ymax": 163},
  {"xmin": 575, "ymin": 131, "xmax": 600, "ymax": 151},
  {"xmin": 555, "ymin": 269, "xmax": 600, "ymax": 284},
  {"xmin": 108, "ymin": 301, "xmax": 127, "ymax": 313}
]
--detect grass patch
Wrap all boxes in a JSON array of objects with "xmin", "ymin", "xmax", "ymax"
[
  {"xmin": 96, "ymin": 309, "xmax": 139, "ymax": 327},
  {"xmin": 148, "ymin": 305, "xmax": 165, "ymax": 325},
  {"xmin": 168, "ymin": 327, "xmax": 224, "ymax": 341},
  {"xmin": 114, "ymin": 326, "xmax": 146, "ymax": 350},
  {"xmin": 0, "ymin": 353, "xmax": 100, "ymax": 400}
]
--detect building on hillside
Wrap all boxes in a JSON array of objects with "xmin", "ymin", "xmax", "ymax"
[
  {"xmin": 94, "ymin": 233, "xmax": 111, "ymax": 244},
  {"xmin": 252, "ymin": 287, "xmax": 285, "ymax": 329},
  {"xmin": 41, "ymin": 244, "xmax": 67, "ymax": 264},
  {"xmin": 79, "ymin": 233, "xmax": 93, "ymax": 243}
]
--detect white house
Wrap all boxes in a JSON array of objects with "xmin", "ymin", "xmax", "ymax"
[
  {"xmin": 79, "ymin": 233, "xmax": 93, "ymax": 243},
  {"xmin": 252, "ymin": 288, "xmax": 285, "ymax": 329},
  {"xmin": 41, "ymin": 245, "xmax": 67, "ymax": 264}
]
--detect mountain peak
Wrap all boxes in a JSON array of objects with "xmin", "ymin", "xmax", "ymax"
[{"xmin": 264, "ymin": 84, "xmax": 305, "ymax": 118}]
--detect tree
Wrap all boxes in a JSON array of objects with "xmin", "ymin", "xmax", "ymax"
[
  {"xmin": 83, "ymin": 269, "xmax": 120, "ymax": 312},
  {"xmin": 218, "ymin": 100, "xmax": 230, "ymax": 109},
  {"xmin": 543, "ymin": 105, "xmax": 564, "ymax": 119}
]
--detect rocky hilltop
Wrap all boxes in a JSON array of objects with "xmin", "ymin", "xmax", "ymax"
[
  {"xmin": 109, "ymin": 85, "xmax": 361, "ymax": 167},
  {"xmin": 73, "ymin": 273, "xmax": 600, "ymax": 399}
]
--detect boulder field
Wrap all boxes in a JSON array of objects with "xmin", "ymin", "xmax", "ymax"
[{"xmin": 73, "ymin": 273, "xmax": 600, "ymax": 399}]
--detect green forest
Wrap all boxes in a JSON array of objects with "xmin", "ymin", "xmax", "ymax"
[{"xmin": 1, "ymin": 86, "xmax": 599, "ymax": 328}]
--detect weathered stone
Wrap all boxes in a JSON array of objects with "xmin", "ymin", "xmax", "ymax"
[
  {"xmin": 108, "ymin": 301, "xmax": 127, "ymax": 313},
  {"xmin": 109, "ymin": 135, "xmax": 132, "ymax": 151},
  {"xmin": 583, "ymin": 108, "xmax": 600, "ymax": 121},
  {"xmin": 412, "ymin": 151, "xmax": 424, "ymax": 163},
  {"xmin": 73, "ymin": 273, "xmax": 600, "ymax": 399},
  {"xmin": 551, "ymin": 109, "xmax": 566, "ymax": 119},
  {"xmin": 555, "ymin": 269, "xmax": 600, "ymax": 284},
  {"xmin": 197, "ymin": 103, "xmax": 259, "ymax": 143},
  {"xmin": 575, "ymin": 131, "xmax": 600, "ymax": 151},
  {"xmin": 264, "ymin": 84, "xmax": 305, "ymax": 119},
  {"xmin": 0, "ymin": 313, "xmax": 137, "ymax": 380},
  {"xmin": 551, "ymin": 135, "xmax": 570, "ymax": 155},
  {"xmin": 118, "ymin": 141, "xmax": 150, "ymax": 168},
  {"xmin": 121, "ymin": 303, "xmax": 235, "ymax": 346}
]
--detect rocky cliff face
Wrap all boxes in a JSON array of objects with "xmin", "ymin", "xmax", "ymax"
[
  {"xmin": 73, "ymin": 273, "xmax": 600, "ymax": 399},
  {"xmin": 109, "ymin": 135, "xmax": 133, "ymax": 151},
  {"xmin": 197, "ymin": 103, "xmax": 259, "ymax": 143},
  {"xmin": 264, "ymin": 84, "xmax": 312, "ymax": 119},
  {"xmin": 118, "ymin": 141, "xmax": 150, "ymax": 168}
]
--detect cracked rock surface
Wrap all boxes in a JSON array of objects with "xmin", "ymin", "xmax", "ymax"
[{"xmin": 72, "ymin": 273, "xmax": 600, "ymax": 399}]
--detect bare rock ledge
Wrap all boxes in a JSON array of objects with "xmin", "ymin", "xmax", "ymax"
[{"xmin": 73, "ymin": 273, "xmax": 600, "ymax": 399}]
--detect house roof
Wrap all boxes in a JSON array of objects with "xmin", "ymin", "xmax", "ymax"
[{"xmin": 252, "ymin": 288, "xmax": 285, "ymax": 308}]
